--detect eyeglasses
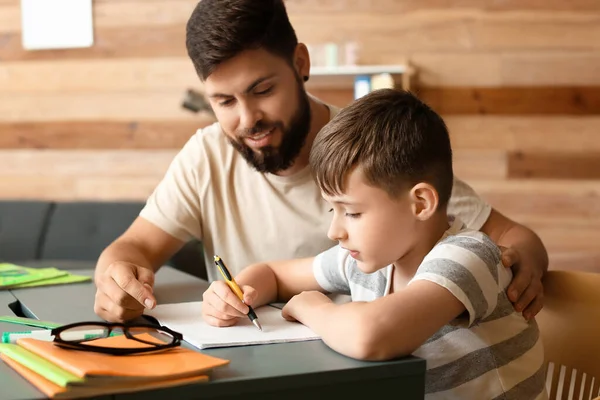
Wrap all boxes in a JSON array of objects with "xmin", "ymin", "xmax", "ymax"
[{"xmin": 50, "ymin": 322, "xmax": 183, "ymax": 355}]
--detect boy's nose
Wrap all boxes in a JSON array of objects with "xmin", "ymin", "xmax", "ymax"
[{"xmin": 327, "ymin": 220, "xmax": 347, "ymax": 242}]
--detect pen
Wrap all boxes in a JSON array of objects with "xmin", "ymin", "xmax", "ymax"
[
  {"xmin": 1, "ymin": 329, "xmax": 118, "ymax": 344},
  {"xmin": 213, "ymin": 255, "xmax": 262, "ymax": 331}
]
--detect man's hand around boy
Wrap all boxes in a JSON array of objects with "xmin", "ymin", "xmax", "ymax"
[
  {"xmin": 500, "ymin": 246, "xmax": 544, "ymax": 321},
  {"xmin": 201, "ymin": 280, "xmax": 258, "ymax": 327}
]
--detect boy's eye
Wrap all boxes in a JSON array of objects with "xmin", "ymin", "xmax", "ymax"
[
  {"xmin": 328, "ymin": 208, "xmax": 333, "ymax": 213},
  {"xmin": 345, "ymin": 213, "xmax": 360, "ymax": 219},
  {"xmin": 219, "ymin": 98, "xmax": 234, "ymax": 107}
]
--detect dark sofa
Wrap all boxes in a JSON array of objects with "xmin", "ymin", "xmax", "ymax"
[{"xmin": 0, "ymin": 200, "xmax": 207, "ymax": 280}]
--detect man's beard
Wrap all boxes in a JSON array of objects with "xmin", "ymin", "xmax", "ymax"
[{"xmin": 227, "ymin": 81, "xmax": 312, "ymax": 174}]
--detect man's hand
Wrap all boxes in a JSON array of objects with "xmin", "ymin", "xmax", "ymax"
[
  {"xmin": 201, "ymin": 281, "xmax": 258, "ymax": 327},
  {"xmin": 94, "ymin": 261, "xmax": 156, "ymax": 322},
  {"xmin": 500, "ymin": 246, "xmax": 544, "ymax": 320}
]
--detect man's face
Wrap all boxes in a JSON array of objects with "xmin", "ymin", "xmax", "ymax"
[{"xmin": 204, "ymin": 48, "xmax": 311, "ymax": 174}]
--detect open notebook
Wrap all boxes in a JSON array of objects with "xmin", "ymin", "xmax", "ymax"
[{"xmin": 145, "ymin": 302, "xmax": 321, "ymax": 350}]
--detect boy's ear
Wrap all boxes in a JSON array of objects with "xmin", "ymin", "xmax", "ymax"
[
  {"xmin": 409, "ymin": 183, "xmax": 439, "ymax": 221},
  {"xmin": 294, "ymin": 43, "xmax": 310, "ymax": 81}
]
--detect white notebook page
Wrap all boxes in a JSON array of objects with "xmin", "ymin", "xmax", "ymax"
[{"xmin": 145, "ymin": 302, "xmax": 321, "ymax": 349}]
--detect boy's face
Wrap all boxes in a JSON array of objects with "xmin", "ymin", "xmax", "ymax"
[
  {"xmin": 323, "ymin": 167, "xmax": 418, "ymax": 274},
  {"xmin": 203, "ymin": 48, "xmax": 311, "ymax": 173}
]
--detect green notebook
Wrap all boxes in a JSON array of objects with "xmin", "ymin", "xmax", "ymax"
[
  {"xmin": 0, "ymin": 264, "xmax": 90, "ymax": 289},
  {"xmin": 0, "ymin": 343, "xmax": 84, "ymax": 387},
  {"xmin": 0, "ymin": 264, "xmax": 67, "ymax": 289}
]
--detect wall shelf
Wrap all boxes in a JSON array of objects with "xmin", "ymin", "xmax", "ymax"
[{"xmin": 307, "ymin": 63, "xmax": 413, "ymax": 90}]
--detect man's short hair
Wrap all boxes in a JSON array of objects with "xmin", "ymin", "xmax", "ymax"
[
  {"xmin": 186, "ymin": 0, "xmax": 298, "ymax": 80},
  {"xmin": 309, "ymin": 89, "xmax": 454, "ymax": 209}
]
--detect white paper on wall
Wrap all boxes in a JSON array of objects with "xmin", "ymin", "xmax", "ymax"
[{"xmin": 21, "ymin": 0, "xmax": 94, "ymax": 50}]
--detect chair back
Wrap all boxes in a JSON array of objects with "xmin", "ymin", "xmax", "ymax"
[{"xmin": 537, "ymin": 270, "xmax": 600, "ymax": 399}]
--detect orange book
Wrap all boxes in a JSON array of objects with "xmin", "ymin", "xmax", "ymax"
[
  {"xmin": 1, "ymin": 353, "xmax": 209, "ymax": 399},
  {"xmin": 0, "ymin": 333, "xmax": 229, "ymax": 398},
  {"xmin": 17, "ymin": 333, "xmax": 229, "ymax": 381}
]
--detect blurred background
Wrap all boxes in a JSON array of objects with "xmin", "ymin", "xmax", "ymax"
[{"xmin": 0, "ymin": 0, "xmax": 598, "ymax": 272}]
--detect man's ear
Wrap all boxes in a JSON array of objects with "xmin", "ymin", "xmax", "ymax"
[
  {"xmin": 409, "ymin": 183, "xmax": 440, "ymax": 221},
  {"xmin": 294, "ymin": 43, "xmax": 310, "ymax": 82}
]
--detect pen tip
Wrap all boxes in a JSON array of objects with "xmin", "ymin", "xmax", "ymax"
[
  {"xmin": 253, "ymin": 320, "xmax": 263, "ymax": 331},
  {"xmin": 214, "ymin": 255, "xmax": 220, "ymax": 262}
]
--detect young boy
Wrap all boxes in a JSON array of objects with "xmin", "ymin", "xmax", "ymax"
[{"xmin": 201, "ymin": 89, "xmax": 547, "ymax": 399}]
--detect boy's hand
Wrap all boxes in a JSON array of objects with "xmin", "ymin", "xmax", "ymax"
[
  {"xmin": 282, "ymin": 291, "xmax": 331, "ymax": 323},
  {"xmin": 201, "ymin": 281, "xmax": 258, "ymax": 327},
  {"xmin": 500, "ymin": 246, "xmax": 544, "ymax": 320}
]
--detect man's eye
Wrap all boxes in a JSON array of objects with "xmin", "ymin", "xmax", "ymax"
[
  {"xmin": 219, "ymin": 98, "xmax": 234, "ymax": 107},
  {"xmin": 255, "ymin": 86, "xmax": 273, "ymax": 95},
  {"xmin": 345, "ymin": 213, "xmax": 360, "ymax": 219}
]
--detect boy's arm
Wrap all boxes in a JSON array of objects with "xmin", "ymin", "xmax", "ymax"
[
  {"xmin": 283, "ymin": 281, "xmax": 464, "ymax": 361},
  {"xmin": 481, "ymin": 209, "xmax": 548, "ymax": 319},
  {"xmin": 234, "ymin": 256, "xmax": 324, "ymax": 307}
]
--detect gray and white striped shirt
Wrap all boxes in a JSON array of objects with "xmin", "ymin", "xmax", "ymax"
[{"xmin": 313, "ymin": 217, "xmax": 547, "ymax": 400}]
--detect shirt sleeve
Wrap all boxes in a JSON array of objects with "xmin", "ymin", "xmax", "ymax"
[
  {"xmin": 139, "ymin": 133, "xmax": 204, "ymax": 242},
  {"xmin": 448, "ymin": 177, "xmax": 492, "ymax": 231},
  {"xmin": 410, "ymin": 232, "xmax": 503, "ymax": 326},
  {"xmin": 312, "ymin": 245, "xmax": 352, "ymax": 294}
]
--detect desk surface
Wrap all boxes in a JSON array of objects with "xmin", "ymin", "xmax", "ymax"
[{"xmin": 3, "ymin": 263, "xmax": 426, "ymax": 399}]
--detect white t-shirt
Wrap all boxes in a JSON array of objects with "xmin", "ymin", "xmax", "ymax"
[
  {"xmin": 313, "ymin": 217, "xmax": 547, "ymax": 400},
  {"xmin": 140, "ymin": 98, "xmax": 492, "ymax": 281}
]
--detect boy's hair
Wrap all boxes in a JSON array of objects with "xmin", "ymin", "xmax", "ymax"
[
  {"xmin": 186, "ymin": 0, "xmax": 299, "ymax": 80},
  {"xmin": 309, "ymin": 89, "xmax": 454, "ymax": 209}
]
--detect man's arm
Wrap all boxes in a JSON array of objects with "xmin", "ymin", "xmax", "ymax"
[
  {"xmin": 96, "ymin": 217, "xmax": 185, "ymax": 275},
  {"xmin": 94, "ymin": 217, "xmax": 186, "ymax": 322},
  {"xmin": 481, "ymin": 208, "xmax": 548, "ymax": 319}
]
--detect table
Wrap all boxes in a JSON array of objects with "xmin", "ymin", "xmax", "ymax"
[{"xmin": 2, "ymin": 264, "xmax": 426, "ymax": 399}]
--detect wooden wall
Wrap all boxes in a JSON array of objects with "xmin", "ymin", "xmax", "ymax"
[{"xmin": 1, "ymin": 0, "xmax": 599, "ymax": 271}]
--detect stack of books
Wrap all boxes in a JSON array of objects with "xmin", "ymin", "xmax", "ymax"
[
  {"xmin": 0, "ymin": 263, "xmax": 90, "ymax": 289},
  {"xmin": 0, "ymin": 333, "xmax": 230, "ymax": 398}
]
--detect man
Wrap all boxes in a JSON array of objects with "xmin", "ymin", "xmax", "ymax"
[{"xmin": 93, "ymin": 0, "xmax": 548, "ymax": 323}]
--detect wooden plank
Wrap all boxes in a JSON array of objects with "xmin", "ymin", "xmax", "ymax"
[
  {"xmin": 0, "ymin": 58, "xmax": 199, "ymax": 93},
  {"xmin": 418, "ymin": 86, "xmax": 600, "ymax": 114},
  {"xmin": 0, "ymin": 175, "xmax": 159, "ymax": 201},
  {"xmin": 311, "ymin": 86, "xmax": 600, "ymax": 114},
  {"xmin": 524, "ymin": 220, "xmax": 600, "ymax": 253},
  {"xmin": 446, "ymin": 116, "xmax": 600, "ymax": 151},
  {"xmin": 407, "ymin": 52, "xmax": 600, "ymax": 87},
  {"xmin": 508, "ymin": 152, "xmax": 600, "ymax": 180},
  {"xmin": 284, "ymin": 0, "xmax": 600, "ymax": 13},
  {"xmin": 0, "ymin": 0, "xmax": 197, "ymax": 33},
  {"xmin": 0, "ymin": 149, "xmax": 172, "ymax": 201},
  {"xmin": 1, "ymin": 12, "xmax": 599, "ymax": 77},
  {"xmin": 4, "ymin": 0, "xmax": 600, "ymax": 37},
  {"xmin": 0, "ymin": 91, "xmax": 206, "ymax": 122},
  {"xmin": 292, "ymin": 12, "xmax": 600, "ymax": 53},
  {"xmin": 0, "ymin": 25, "xmax": 185, "ymax": 61},
  {"xmin": 1, "ymin": 116, "xmax": 598, "ymax": 151},
  {"xmin": 0, "ymin": 150, "xmax": 177, "ymax": 177},
  {"xmin": 467, "ymin": 179, "xmax": 600, "ymax": 221},
  {"xmin": 453, "ymin": 150, "xmax": 507, "ymax": 180},
  {"xmin": 0, "ymin": 120, "xmax": 214, "ymax": 149}
]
